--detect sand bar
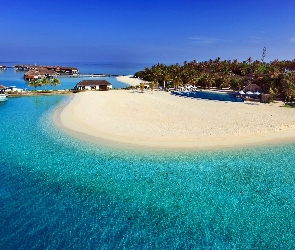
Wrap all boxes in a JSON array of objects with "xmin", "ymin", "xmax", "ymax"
[
  {"xmin": 116, "ymin": 75, "xmax": 147, "ymax": 87},
  {"xmin": 54, "ymin": 88, "xmax": 295, "ymax": 149}
]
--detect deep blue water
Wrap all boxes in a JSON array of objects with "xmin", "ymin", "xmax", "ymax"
[{"xmin": 1, "ymin": 64, "xmax": 295, "ymax": 249}]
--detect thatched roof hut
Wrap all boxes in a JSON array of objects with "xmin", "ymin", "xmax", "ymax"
[
  {"xmin": 24, "ymin": 67, "xmax": 57, "ymax": 80},
  {"xmin": 76, "ymin": 80, "xmax": 112, "ymax": 91},
  {"xmin": 242, "ymin": 83, "xmax": 263, "ymax": 93},
  {"xmin": 0, "ymin": 84, "xmax": 6, "ymax": 90}
]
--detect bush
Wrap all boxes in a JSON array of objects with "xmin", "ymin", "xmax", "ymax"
[{"xmin": 260, "ymin": 94, "xmax": 273, "ymax": 103}]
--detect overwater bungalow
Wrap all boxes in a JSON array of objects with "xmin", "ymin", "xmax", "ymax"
[
  {"xmin": 14, "ymin": 65, "xmax": 31, "ymax": 70},
  {"xmin": 57, "ymin": 66, "xmax": 79, "ymax": 74},
  {"xmin": 0, "ymin": 84, "xmax": 7, "ymax": 91},
  {"xmin": 75, "ymin": 80, "xmax": 112, "ymax": 91},
  {"xmin": 24, "ymin": 67, "xmax": 57, "ymax": 80},
  {"xmin": 14, "ymin": 65, "xmax": 79, "ymax": 77}
]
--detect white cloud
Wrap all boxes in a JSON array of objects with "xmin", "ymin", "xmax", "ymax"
[{"xmin": 289, "ymin": 37, "xmax": 295, "ymax": 42}]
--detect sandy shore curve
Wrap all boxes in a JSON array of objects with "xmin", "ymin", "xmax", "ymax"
[
  {"xmin": 116, "ymin": 75, "xmax": 147, "ymax": 87},
  {"xmin": 53, "ymin": 88, "xmax": 295, "ymax": 149}
]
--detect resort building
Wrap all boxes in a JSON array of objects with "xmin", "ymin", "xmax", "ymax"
[
  {"xmin": 0, "ymin": 84, "xmax": 7, "ymax": 92},
  {"xmin": 14, "ymin": 65, "xmax": 79, "ymax": 80},
  {"xmin": 24, "ymin": 67, "xmax": 57, "ymax": 80},
  {"xmin": 55, "ymin": 66, "xmax": 79, "ymax": 74},
  {"xmin": 14, "ymin": 65, "xmax": 78, "ymax": 73},
  {"xmin": 0, "ymin": 65, "xmax": 6, "ymax": 70},
  {"xmin": 75, "ymin": 80, "xmax": 112, "ymax": 91}
]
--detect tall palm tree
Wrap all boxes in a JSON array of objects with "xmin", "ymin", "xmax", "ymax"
[
  {"xmin": 51, "ymin": 78, "xmax": 60, "ymax": 89},
  {"xmin": 281, "ymin": 72, "xmax": 295, "ymax": 102},
  {"xmin": 229, "ymin": 76, "xmax": 243, "ymax": 91},
  {"xmin": 205, "ymin": 75, "xmax": 215, "ymax": 89},
  {"xmin": 150, "ymin": 64, "xmax": 162, "ymax": 83},
  {"xmin": 173, "ymin": 76, "xmax": 183, "ymax": 90},
  {"xmin": 161, "ymin": 66, "xmax": 171, "ymax": 90},
  {"xmin": 134, "ymin": 57, "xmax": 295, "ymax": 100},
  {"xmin": 41, "ymin": 77, "xmax": 50, "ymax": 90}
]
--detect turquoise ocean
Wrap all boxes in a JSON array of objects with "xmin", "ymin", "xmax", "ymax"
[{"xmin": 1, "ymin": 62, "xmax": 295, "ymax": 249}]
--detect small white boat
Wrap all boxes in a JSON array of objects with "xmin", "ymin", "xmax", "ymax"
[{"xmin": 0, "ymin": 93, "xmax": 7, "ymax": 101}]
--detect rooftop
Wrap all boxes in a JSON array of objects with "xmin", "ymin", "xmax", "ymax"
[{"xmin": 76, "ymin": 80, "xmax": 112, "ymax": 86}]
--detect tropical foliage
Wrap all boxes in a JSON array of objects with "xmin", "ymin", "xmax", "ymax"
[
  {"xmin": 28, "ymin": 78, "xmax": 42, "ymax": 89},
  {"xmin": 51, "ymin": 78, "xmax": 61, "ymax": 88},
  {"xmin": 139, "ymin": 82, "xmax": 145, "ymax": 93},
  {"xmin": 27, "ymin": 77, "xmax": 60, "ymax": 89},
  {"xmin": 135, "ymin": 58, "xmax": 295, "ymax": 101},
  {"xmin": 149, "ymin": 81, "xmax": 154, "ymax": 93}
]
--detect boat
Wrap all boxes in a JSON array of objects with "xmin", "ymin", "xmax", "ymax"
[
  {"xmin": 0, "ymin": 93, "xmax": 7, "ymax": 101},
  {"xmin": 0, "ymin": 84, "xmax": 8, "ymax": 101}
]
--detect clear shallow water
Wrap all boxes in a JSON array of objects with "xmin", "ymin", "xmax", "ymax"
[
  {"xmin": 172, "ymin": 90, "xmax": 244, "ymax": 102},
  {"xmin": 1, "ymin": 96, "xmax": 295, "ymax": 248}
]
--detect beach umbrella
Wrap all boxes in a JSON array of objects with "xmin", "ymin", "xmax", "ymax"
[{"xmin": 239, "ymin": 90, "xmax": 245, "ymax": 95}]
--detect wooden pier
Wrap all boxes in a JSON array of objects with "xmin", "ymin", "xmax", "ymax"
[
  {"xmin": 14, "ymin": 65, "xmax": 79, "ymax": 74},
  {"xmin": 58, "ymin": 73, "xmax": 111, "ymax": 78}
]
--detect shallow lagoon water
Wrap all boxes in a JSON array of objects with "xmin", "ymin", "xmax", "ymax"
[
  {"xmin": 0, "ymin": 68, "xmax": 128, "ymax": 91},
  {"xmin": 1, "ymin": 95, "xmax": 295, "ymax": 249},
  {"xmin": 0, "ymin": 61, "xmax": 151, "ymax": 91}
]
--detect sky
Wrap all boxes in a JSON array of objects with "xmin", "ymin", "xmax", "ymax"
[{"xmin": 1, "ymin": 0, "xmax": 295, "ymax": 65}]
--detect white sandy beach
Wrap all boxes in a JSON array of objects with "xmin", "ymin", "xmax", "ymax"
[
  {"xmin": 55, "ymin": 77, "xmax": 295, "ymax": 149},
  {"xmin": 116, "ymin": 75, "xmax": 147, "ymax": 87}
]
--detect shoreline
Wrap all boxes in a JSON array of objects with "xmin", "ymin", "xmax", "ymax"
[
  {"xmin": 116, "ymin": 75, "xmax": 147, "ymax": 87},
  {"xmin": 53, "ymin": 89, "xmax": 295, "ymax": 150},
  {"xmin": 6, "ymin": 90, "xmax": 74, "ymax": 97}
]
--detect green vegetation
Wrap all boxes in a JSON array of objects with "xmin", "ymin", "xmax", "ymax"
[
  {"xmin": 41, "ymin": 77, "xmax": 50, "ymax": 89},
  {"xmin": 28, "ymin": 78, "xmax": 42, "ymax": 89},
  {"xmin": 149, "ymin": 81, "xmax": 154, "ymax": 93},
  {"xmin": 27, "ymin": 77, "xmax": 60, "ymax": 89},
  {"xmin": 139, "ymin": 82, "xmax": 145, "ymax": 93},
  {"xmin": 135, "ymin": 58, "xmax": 295, "ymax": 102},
  {"xmin": 51, "ymin": 78, "xmax": 60, "ymax": 88}
]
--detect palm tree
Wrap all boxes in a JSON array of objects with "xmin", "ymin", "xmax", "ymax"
[
  {"xmin": 155, "ymin": 80, "xmax": 159, "ymax": 91},
  {"xmin": 281, "ymin": 72, "xmax": 295, "ymax": 102},
  {"xmin": 246, "ymin": 57, "xmax": 253, "ymax": 64},
  {"xmin": 173, "ymin": 76, "xmax": 183, "ymax": 90},
  {"xmin": 150, "ymin": 64, "xmax": 162, "ymax": 83},
  {"xmin": 206, "ymin": 75, "xmax": 215, "ymax": 89},
  {"xmin": 149, "ymin": 81, "xmax": 154, "ymax": 93},
  {"xmin": 28, "ymin": 78, "xmax": 41, "ymax": 89},
  {"xmin": 161, "ymin": 66, "xmax": 171, "ymax": 90},
  {"xmin": 220, "ymin": 74, "xmax": 231, "ymax": 89},
  {"xmin": 135, "ymin": 57, "xmax": 295, "ymax": 101},
  {"xmin": 139, "ymin": 82, "xmax": 145, "ymax": 93},
  {"xmin": 41, "ymin": 77, "xmax": 50, "ymax": 90},
  {"xmin": 229, "ymin": 76, "xmax": 243, "ymax": 91},
  {"xmin": 51, "ymin": 78, "xmax": 60, "ymax": 89}
]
